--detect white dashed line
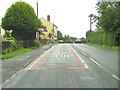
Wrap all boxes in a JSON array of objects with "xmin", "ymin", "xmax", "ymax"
[
  {"xmin": 89, "ymin": 58, "xmax": 102, "ymax": 67},
  {"xmin": 56, "ymin": 55, "xmax": 58, "ymax": 57},
  {"xmin": 84, "ymin": 65, "xmax": 88, "ymax": 68},
  {"xmin": 112, "ymin": 75, "xmax": 120, "ymax": 81},
  {"xmin": 81, "ymin": 59, "xmax": 85, "ymax": 63},
  {"xmin": 81, "ymin": 51, "xmax": 87, "ymax": 56}
]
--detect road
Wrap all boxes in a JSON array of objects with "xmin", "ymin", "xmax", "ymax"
[
  {"xmin": 2, "ymin": 44, "xmax": 53, "ymax": 83},
  {"xmin": 2, "ymin": 44, "xmax": 119, "ymax": 88}
]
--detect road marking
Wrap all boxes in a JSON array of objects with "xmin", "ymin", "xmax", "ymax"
[
  {"xmin": 81, "ymin": 59, "xmax": 85, "ymax": 63},
  {"xmin": 67, "ymin": 55, "xmax": 69, "ymax": 57},
  {"xmin": 64, "ymin": 55, "xmax": 66, "ymax": 57},
  {"xmin": 11, "ymin": 74, "xmax": 16, "ymax": 78},
  {"xmin": 3, "ymin": 79, "xmax": 9, "ymax": 85},
  {"xmin": 112, "ymin": 75, "xmax": 120, "ymax": 81},
  {"xmin": 81, "ymin": 51, "xmax": 87, "ymax": 56},
  {"xmin": 84, "ymin": 65, "xmax": 88, "ymax": 68},
  {"xmin": 56, "ymin": 55, "xmax": 58, "ymax": 57},
  {"xmin": 89, "ymin": 57, "xmax": 102, "ymax": 67},
  {"xmin": 27, "ymin": 45, "xmax": 55, "ymax": 70},
  {"xmin": 69, "ymin": 45, "xmax": 89, "ymax": 69}
]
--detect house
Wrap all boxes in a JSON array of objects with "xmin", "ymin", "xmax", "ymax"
[
  {"xmin": 40, "ymin": 15, "xmax": 58, "ymax": 42},
  {"xmin": 0, "ymin": 26, "xmax": 5, "ymax": 38}
]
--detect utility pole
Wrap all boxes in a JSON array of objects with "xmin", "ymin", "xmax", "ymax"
[
  {"xmin": 52, "ymin": 11, "xmax": 55, "ymax": 42},
  {"xmin": 37, "ymin": 0, "xmax": 38, "ymax": 18},
  {"xmin": 88, "ymin": 14, "xmax": 93, "ymax": 31},
  {"xmin": 36, "ymin": 0, "xmax": 39, "ymax": 47}
]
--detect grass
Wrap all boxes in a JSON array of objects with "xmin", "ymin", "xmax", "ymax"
[
  {"xmin": 0, "ymin": 48, "xmax": 33, "ymax": 60},
  {"xmin": 86, "ymin": 43, "xmax": 120, "ymax": 51}
]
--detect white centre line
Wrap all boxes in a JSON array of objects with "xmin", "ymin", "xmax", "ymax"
[
  {"xmin": 89, "ymin": 57, "xmax": 102, "ymax": 67},
  {"xmin": 81, "ymin": 51, "xmax": 87, "ymax": 56}
]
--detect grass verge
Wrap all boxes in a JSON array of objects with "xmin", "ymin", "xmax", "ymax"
[
  {"xmin": 0, "ymin": 48, "xmax": 34, "ymax": 60},
  {"xmin": 86, "ymin": 43, "xmax": 120, "ymax": 51}
]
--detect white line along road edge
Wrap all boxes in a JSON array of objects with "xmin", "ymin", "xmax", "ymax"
[
  {"xmin": 112, "ymin": 75, "xmax": 120, "ymax": 81},
  {"xmin": 69, "ymin": 44, "xmax": 89, "ymax": 69}
]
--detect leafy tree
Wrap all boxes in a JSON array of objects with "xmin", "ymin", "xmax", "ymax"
[
  {"xmin": 96, "ymin": 1, "xmax": 120, "ymax": 33},
  {"xmin": 2, "ymin": 1, "xmax": 41, "ymax": 40},
  {"xmin": 86, "ymin": 30, "xmax": 93, "ymax": 37},
  {"xmin": 57, "ymin": 30, "xmax": 63, "ymax": 40},
  {"xmin": 80, "ymin": 37, "xmax": 86, "ymax": 43}
]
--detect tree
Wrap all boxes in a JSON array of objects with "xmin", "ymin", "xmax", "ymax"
[
  {"xmin": 94, "ymin": 1, "xmax": 120, "ymax": 46},
  {"xmin": 86, "ymin": 30, "xmax": 93, "ymax": 37},
  {"xmin": 2, "ymin": 1, "xmax": 41, "ymax": 40},
  {"xmin": 57, "ymin": 30, "xmax": 63, "ymax": 40},
  {"xmin": 96, "ymin": 1, "xmax": 120, "ymax": 33}
]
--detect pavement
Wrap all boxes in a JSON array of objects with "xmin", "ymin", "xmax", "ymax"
[
  {"xmin": 2, "ymin": 43, "xmax": 119, "ymax": 88},
  {"xmin": 2, "ymin": 44, "xmax": 53, "ymax": 83}
]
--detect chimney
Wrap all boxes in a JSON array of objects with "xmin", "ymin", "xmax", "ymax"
[{"xmin": 47, "ymin": 15, "xmax": 50, "ymax": 22}]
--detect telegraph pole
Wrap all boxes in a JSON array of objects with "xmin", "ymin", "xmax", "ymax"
[
  {"xmin": 37, "ymin": 0, "xmax": 38, "ymax": 18},
  {"xmin": 88, "ymin": 14, "xmax": 93, "ymax": 31},
  {"xmin": 36, "ymin": 0, "xmax": 39, "ymax": 47}
]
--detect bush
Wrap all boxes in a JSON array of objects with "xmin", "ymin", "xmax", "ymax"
[{"xmin": 86, "ymin": 28, "xmax": 116, "ymax": 46}]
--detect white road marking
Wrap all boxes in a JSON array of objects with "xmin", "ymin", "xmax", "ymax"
[
  {"xmin": 11, "ymin": 74, "xmax": 16, "ymax": 78},
  {"xmin": 89, "ymin": 58, "xmax": 102, "ymax": 67},
  {"xmin": 3, "ymin": 79, "xmax": 9, "ymax": 85},
  {"xmin": 56, "ymin": 55, "xmax": 58, "ymax": 57},
  {"xmin": 84, "ymin": 65, "xmax": 88, "ymax": 68},
  {"xmin": 67, "ymin": 55, "xmax": 69, "ymax": 57},
  {"xmin": 81, "ymin": 51, "xmax": 87, "ymax": 56},
  {"xmin": 64, "ymin": 55, "xmax": 66, "ymax": 57},
  {"xmin": 69, "ymin": 45, "xmax": 89, "ymax": 68},
  {"xmin": 81, "ymin": 59, "xmax": 85, "ymax": 63},
  {"xmin": 112, "ymin": 75, "xmax": 120, "ymax": 81}
]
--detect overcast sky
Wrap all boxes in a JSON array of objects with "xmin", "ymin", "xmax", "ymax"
[{"xmin": 0, "ymin": 0, "xmax": 98, "ymax": 38}]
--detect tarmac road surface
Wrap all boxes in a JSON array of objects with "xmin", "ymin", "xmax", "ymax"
[{"xmin": 2, "ymin": 44, "xmax": 119, "ymax": 88}]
